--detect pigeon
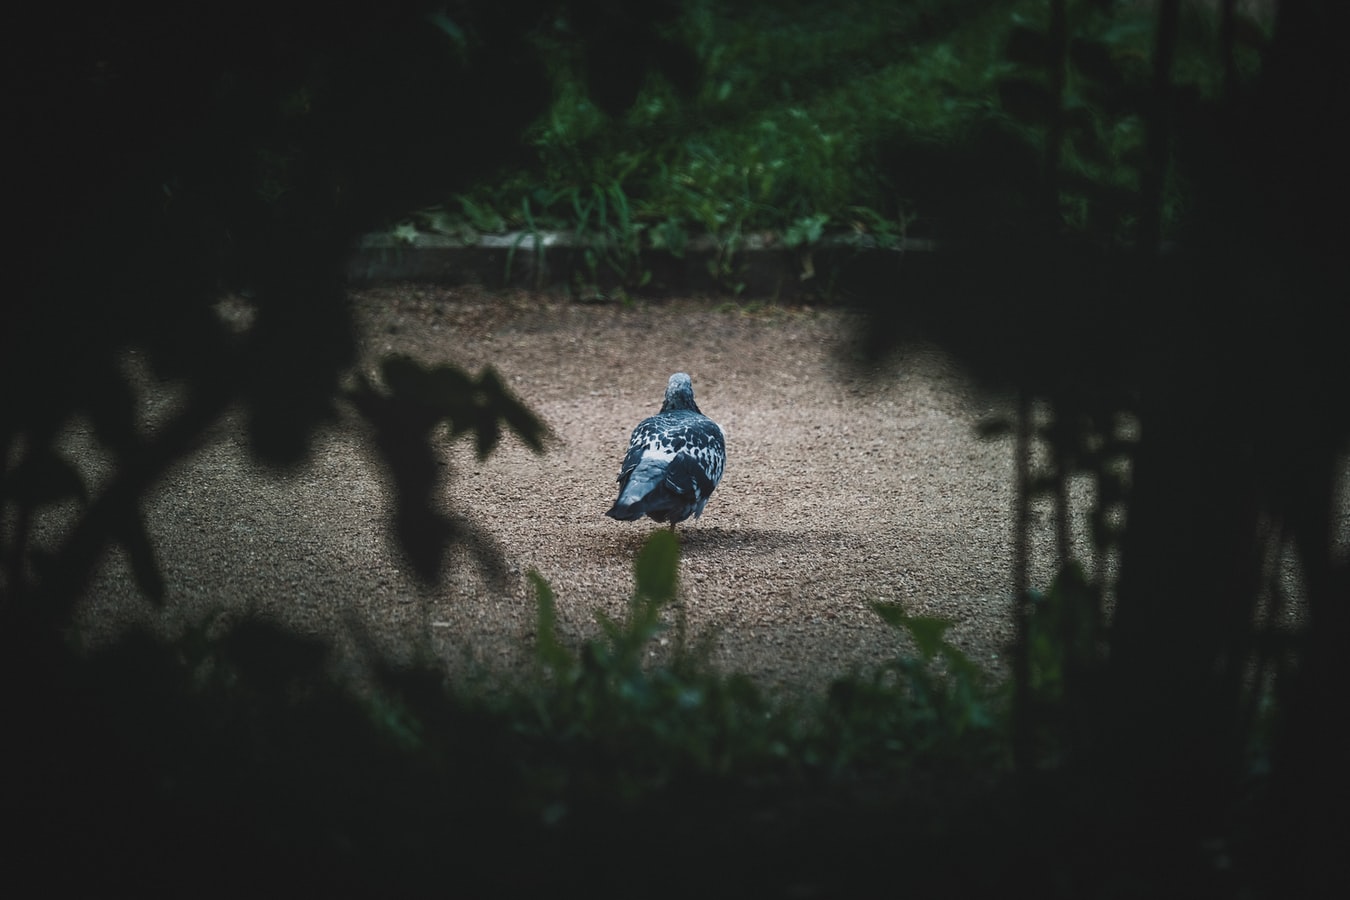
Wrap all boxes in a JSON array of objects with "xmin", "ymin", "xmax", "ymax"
[{"xmin": 606, "ymin": 373, "xmax": 726, "ymax": 527}]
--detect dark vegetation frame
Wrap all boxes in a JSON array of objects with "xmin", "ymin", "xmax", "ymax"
[{"xmin": 2, "ymin": 0, "xmax": 1346, "ymax": 894}]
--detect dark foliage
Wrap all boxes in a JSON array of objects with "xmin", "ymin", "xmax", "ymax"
[
  {"xmin": 0, "ymin": 0, "xmax": 699, "ymax": 890},
  {"xmin": 861, "ymin": 0, "xmax": 1350, "ymax": 894},
  {"xmin": 1, "ymin": 0, "xmax": 694, "ymax": 611},
  {"xmin": 3, "ymin": 1, "xmax": 1349, "ymax": 896}
]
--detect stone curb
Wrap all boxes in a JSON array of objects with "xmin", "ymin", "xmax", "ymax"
[{"xmin": 347, "ymin": 230, "xmax": 937, "ymax": 299}]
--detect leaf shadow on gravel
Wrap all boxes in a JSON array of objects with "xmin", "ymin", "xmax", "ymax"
[{"xmin": 587, "ymin": 525, "xmax": 831, "ymax": 559}]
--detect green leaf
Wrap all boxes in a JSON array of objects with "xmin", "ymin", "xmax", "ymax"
[
  {"xmin": 871, "ymin": 604, "xmax": 952, "ymax": 660},
  {"xmin": 635, "ymin": 530, "xmax": 679, "ymax": 605},
  {"xmin": 413, "ymin": 207, "xmax": 458, "ymax": 236},
  {"xmin": 649, "ymin": 218, "xmax": 688, "ymax": 257},
  {"xmin": 458, "ymin": 195, "xmax": 505, "ymax": 233},
  {"xmin": 425, "ymin": 11, "xmax": 467, "ymax": 49},
  {"xmin": 530, "ymin": 570, "xmax": 574, "ymax": 675},
  {"xmin": 783, "ymin": 213, "xmax": 828, "ymax": 248}
]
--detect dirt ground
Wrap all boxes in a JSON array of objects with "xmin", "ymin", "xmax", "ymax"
[{"xmin": 69, "ymin": 285, "xmax": 1076, "ymax": 696}]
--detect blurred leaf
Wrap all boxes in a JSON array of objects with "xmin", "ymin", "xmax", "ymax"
[
  {"xmin": 1099, "ymin": 15, "xmax": 1154, "ymax": 48},
  {"xmin": 1230, "ymin": 14, "xmax": 1270, "ymax": 50},
  {"xmin": 213, "ymin": 618, "xmax": 330, "ymax": 690},
  {"xmin": 364, "ymin": 690, "xmax": 425, "ymax": 752},
  {"xmin": 425, "ymin": 10, "xmax": 467, "ymax": 50},
  {"xmin": 479, "ymin": 367, "xmax": 547, "ymax": 453},
  {"xmin": 531, "ymin": 570, "xmax": 575, "ymax": 677},
  {"xmin": 412, "ymin": 207, "xmax": 459, "ymax": 236},
  {"xmin": 782, "ymin": 212, "xmax": 828, "ymax": 248},
  {"xmin": 425, "ymin": 365, "xmax": 476, "ymax": 415},
  {"xmin": 375, "ymin": 357, "xmax": 543, "ymax": 456},
  {"xmin": 85, "ymin": 367, "xmax": 138, "ymax": 454},
  {"xmin": 1027, "ymin": 474, "xmax": 1059, "ymax": 496},
  {"xmin": 635, "ymin": 530, "xmax": 679, "ymax": 605},
  {"xmin": 977, "ymin": 417, "xmax": 1014, "ymax": 439},
  {"xmin": 1004, "ymin": 24, "xmax": 1051, "ymax": 68},
  {"xmin": 381, "ymin": 355, "xmax": 426, "ymax": 400},
  {"xmin": 872, "ymin": 604, "xmax": 952, "ymax": 661},
  {"xmin": 474, "ymin": 416, "xmax": 501, "ymax": 459},
  {"xmin": 997, "ymin": 77, "xmax": 1058, "ymax": 126},
  {"xmin": 458, "ymin": 195, "xmax": 505, "ymax": 233},
  {"xmin": 648, "ymin": 218, "xmax": 691, "ymax": 256},
  {"xmin": 6, "ymin": 450, "xmax": 90, "ymax": 507},
  {"xmin": 1029, "ymin": 560, "xmax": 1101, "ymax": 702},
  {"xmin": 395, "ymin": 503, "xmax": 457, "ymax": 583},
  {"xmin": 119, "ymin": 504, "xmax": 166, "ymax": 603},
  {"xmin": 1069, "ymin": 38, "xmax": 1125, "ymax": 90},
  {"xmin": 1090, "ymin": 507, "xmax": 1122, "ymax": 549}
]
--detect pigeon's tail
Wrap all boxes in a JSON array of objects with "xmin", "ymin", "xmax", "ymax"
[
  {"xmin": 605, "ymin": 457, "xmax": 668, "ymax": 520},
  {"xmin": 604, "ymin": 500, "xmax": 644, "ymax": 521}
]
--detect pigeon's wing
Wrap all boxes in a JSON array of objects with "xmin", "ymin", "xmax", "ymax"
[
  {"xmin": 657, "ymin": 417, "xmax": 725, "ymax": 520},
  {"xmin": 683, "ymin": 418, "xmax": 725, "ymax": 488},
  {"xmin": 615, "ymin": 417, "xmax": 666, "ymax": 487},
  {"xmin": 661, "ymin": 450, "xmax": 718, "ymax": 502}
]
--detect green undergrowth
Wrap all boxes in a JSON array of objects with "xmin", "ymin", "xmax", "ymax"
[
  {"xmin": 395, "ymin": 0, "xmax": 1272, "ymax": 292},
  {"xmin": 30, "ymin": 531, "xmax": 1008, "ymax": 888},
  {"xmin": 505, "ymin": 530, "xmax": 1005, "ymax": 805},
  {"xmin": 20, "ymin": 533, "xmax": 1284, "ymax": 892}
]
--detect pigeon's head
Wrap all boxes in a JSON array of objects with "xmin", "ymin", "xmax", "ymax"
[{"xmin": 660, "ymin": 372, "xmax": 702, "ymax": 414}]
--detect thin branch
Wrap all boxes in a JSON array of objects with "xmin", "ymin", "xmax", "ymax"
[
  {"xmin": 1012, "ymin": 387, "xmax": 1033, "ymax": 774},
  {"xmin": 1138, "ymin": 0, "xmax": 1181, "ymax": 254}
]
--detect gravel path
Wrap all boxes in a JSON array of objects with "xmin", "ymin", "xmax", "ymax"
[{"xmin": 70, "ymin": 285, "xmax": 1047, "ymax": 695}]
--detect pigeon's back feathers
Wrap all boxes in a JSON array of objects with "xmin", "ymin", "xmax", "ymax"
[{"xmin": 606, "ymin": 373, "xmax": 725, "ymax": 526}]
